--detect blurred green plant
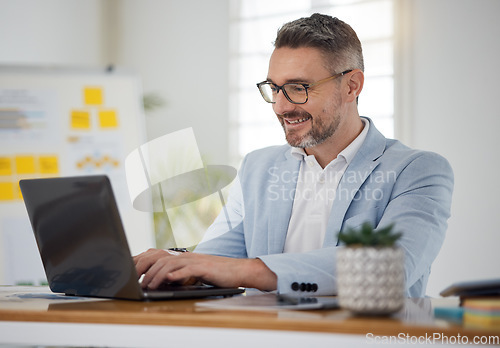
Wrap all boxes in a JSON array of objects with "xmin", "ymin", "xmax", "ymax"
[
  {"xmin": 142, "ymin": 93, "xmax": 165, "ymax": 112},
  {"xmin": 153, "ymin": 193, "xmax": 225, "ymax": 251},
  {"xmin": 152, "ymin": 155, "xmax": 235, "ymax": 251}
]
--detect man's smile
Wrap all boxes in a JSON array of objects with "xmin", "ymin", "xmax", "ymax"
[{"xmin": 286, "ymin": 116, "xmax": 311, "ymax": 124}]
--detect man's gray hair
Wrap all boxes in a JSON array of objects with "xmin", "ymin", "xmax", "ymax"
[{"xmin": 274, "ymin": 13, "xmax": 364, "ymax": 74}]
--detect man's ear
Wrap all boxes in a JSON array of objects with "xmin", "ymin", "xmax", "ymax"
[{"xmin": 345, "ymin": 70, "xmax": 364, "ymax": 103}]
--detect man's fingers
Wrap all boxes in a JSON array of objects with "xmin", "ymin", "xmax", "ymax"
[
  {"xmin": 162, "ymin": 264, "xmax": 199, "ymax": 286},
  {"xmin": 140, "ymin": 253, "xmax": 190, "ymax": 289},
  {"xmin": 134, "ymin": 257, "xmax": 153, "ymax": 277},
  {"xmin": 140, "ymin": 264, "xmax": 163, "ymax": 289},
  {"xmin": 134, "ymin": 252, "xmax": 264, "ymax": 290},
  {"xmin": 133, "ymin": 249, "xmax": 172, "ymax": 279}
]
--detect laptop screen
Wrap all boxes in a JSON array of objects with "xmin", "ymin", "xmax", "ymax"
[{"xmin": 20, "ymin": 175, "xmax": 142, "ymax": 299}]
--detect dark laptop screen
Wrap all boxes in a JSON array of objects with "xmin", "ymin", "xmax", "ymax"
[{"xmin": 20, "ymin": 176, "xmax": 141, "ymax": 299}]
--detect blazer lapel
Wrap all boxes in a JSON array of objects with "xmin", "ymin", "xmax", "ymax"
[
  {"xmin": 325, "ymin": 117, "xmax": 387, "ymax": 245},
  {"xmin": 267, "ymin": 149, "xmax": 300, "ymax": 254}
]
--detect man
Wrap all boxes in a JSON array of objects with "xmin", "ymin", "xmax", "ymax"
[{"xmin": 134, "ymin": 14, "xmax": 453, "ymax": 297}]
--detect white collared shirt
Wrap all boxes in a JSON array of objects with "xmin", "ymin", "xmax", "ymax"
[{"xmin": 283, "ymin": 118, "xmax": 370, "ymax": 253}]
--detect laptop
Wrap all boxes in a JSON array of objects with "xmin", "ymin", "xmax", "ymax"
[{"xmin": 19, "ymin": 175, "xmax": 244, "ymax": 301}]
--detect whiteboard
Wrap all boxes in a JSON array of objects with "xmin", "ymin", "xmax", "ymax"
[{"xmin": 0, "ymin": 65, "xmax": 154, "ymax": 285}]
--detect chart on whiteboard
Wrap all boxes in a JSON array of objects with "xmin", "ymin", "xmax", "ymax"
[{"xmin": 0, "ymin": 88, "xmax": 60, "ymax": 144}]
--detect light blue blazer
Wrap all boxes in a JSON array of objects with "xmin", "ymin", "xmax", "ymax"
[{"xmin": 195, "ymin": 117, "xmax": 454, "ymax": 297}]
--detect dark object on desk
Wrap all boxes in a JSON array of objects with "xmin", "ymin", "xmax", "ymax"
[
  {"xmin": 440, "ymin": 278, "xmax": 500, "ymax": 301},
  {"xmin": 277, "ymin": 294, "xmax": 340, "ymax": 309},
  {"xmin": 19, "ymin": 175, "xmax": 244, "ymax": 301}
]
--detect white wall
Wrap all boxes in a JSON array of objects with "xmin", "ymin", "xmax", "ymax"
[
  {"xmin": 109, "ymin": 0, "xmax": 230, "ymax": 164},
  {"xmin": 0, "ymin": 0, "xmax": 105, "ymax": 66},
  {"xmin": 407, "ymin": 0, "xmax": 500, "ymax": 296}
]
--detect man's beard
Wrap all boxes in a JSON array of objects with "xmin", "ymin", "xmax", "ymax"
[{"xmin": 279, "ymin": 111, "xmax": 340, "ymax": 149}]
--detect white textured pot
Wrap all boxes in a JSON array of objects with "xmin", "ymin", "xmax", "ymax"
[{"xmin": 336, "ymin": 246, "xmax": 405, "ymax": 315}]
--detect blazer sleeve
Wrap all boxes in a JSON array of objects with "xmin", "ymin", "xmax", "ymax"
[
  {"xmin": 378, "ymin": 151, "xmax": 454, "ymax": 296},
  {"xmin": 194, "ymin": 160, "xmax": 248, "ymax": 258},
  {"xmin": 258, "ymin": 247, "xmax": 339, "ymax": 295}
]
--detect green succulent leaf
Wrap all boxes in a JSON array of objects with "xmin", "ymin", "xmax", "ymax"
[{"xmin": 337, "ymin": 222, "xmax": 402, "ymax": 247}]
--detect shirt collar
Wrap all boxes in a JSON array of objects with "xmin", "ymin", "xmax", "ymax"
[
  {"xmin": 289, "ymin": 117, "xmax": 370, "ymax": 165},
  {"xmin": 340, "ymin": 117, "xmax": 369, "ymax": 165},
  {"xmin": 290, "ymin": 146, "xmax": 307, "ymax": 160}
]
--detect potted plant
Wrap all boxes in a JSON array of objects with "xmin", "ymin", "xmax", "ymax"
[{"xmin": 336, "ymin": 222, "xmax": 405, "ymax": 315}]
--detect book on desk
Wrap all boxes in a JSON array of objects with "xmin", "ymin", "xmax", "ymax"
[{"xmin": 437, "ymin": 278, "xmax": 500, "ymax": 329}]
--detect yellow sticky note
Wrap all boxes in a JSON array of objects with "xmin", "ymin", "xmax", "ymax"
[
  {"xmin": 0, "ymin": 182, "xmax": 15, "ymax": 201},
  {"xmin": 84, "ymin": 87, "xmax": 103, "ymax": 106},
  {"xmin": 0, "ymin": 157, "xmax": 12, "ymax": 176},
  {"xmin": 39, "ymin": 156, "xmax": 59, "ymax": 174},
  {"xmin": 71, "ymin": 110, "xmax": 91, "ymax": 129},
  {"xmin": 15, "ymin": 156, "xmax": 36, "ymax": 174},
  {"xmin": 98, "ymin": 109, "xmax": 119, "ymax": 128}
]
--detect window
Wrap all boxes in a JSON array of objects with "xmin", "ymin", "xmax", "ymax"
[{"xmin": 229, "ymin": 0, "xmax": 394, "ymax": 164}]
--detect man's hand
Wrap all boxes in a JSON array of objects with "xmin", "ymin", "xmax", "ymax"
[{"xmin": 133, "ymin": 248, "xmax": 277, "ymax": 291}]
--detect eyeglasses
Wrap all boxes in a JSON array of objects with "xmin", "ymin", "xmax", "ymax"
[{"xmin": 256, "ymin": 70, "xmax": 352, "ymax": 105}]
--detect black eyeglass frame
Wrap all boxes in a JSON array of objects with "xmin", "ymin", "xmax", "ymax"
[{"xmin": 256, "ymin": 70, "xmax": 353, "ymax": 105}]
